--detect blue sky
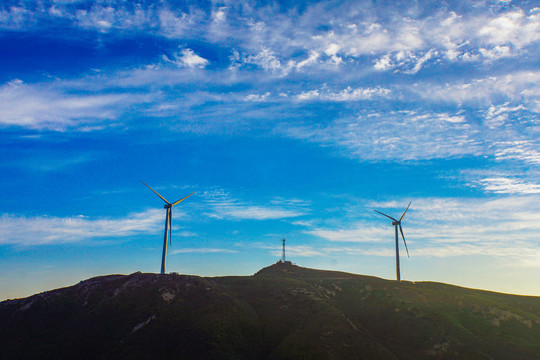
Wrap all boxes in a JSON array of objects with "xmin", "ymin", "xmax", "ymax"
[{"xmin": 1, "ymin": 0, "xmax": 539, "ymax": 300}]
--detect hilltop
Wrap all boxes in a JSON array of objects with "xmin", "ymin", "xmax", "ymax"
[{"xmin": 1, "ymin": 262, "xmax": 539, "ymax": 359}]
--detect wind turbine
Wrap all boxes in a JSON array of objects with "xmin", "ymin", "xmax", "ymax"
[
  {"xmin": 374, "ymin": 202, "xmax": 411, "ymax": 282},
  {"xmin": 142, "ymin": 181, "xmax": 195, "ymax": 274}
]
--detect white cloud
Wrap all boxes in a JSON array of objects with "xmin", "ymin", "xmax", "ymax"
[
  {"xmin": 307, "ymin": 7, "xmax": 539, "ymax": 72},
  {"xmin": 494, "ymin": 141, "xmax": 540, "ymax": 165},
  {"xmin": 75, "ymin": 5, "xmax": 155, "ymax": 32},
  {"xmin": 252, "ymin": 243, "xmax": 323, "ymax": 257},
  {"xmin": 0, "ymin": 6, "xmax": 34, "ymax": 29},
  {"xmin": 477, "ymin": 177, "xmax": 540, "ymax": 194},
  {"xmin": 2, "ymin": 2, "xmax": 538, "ymax": 82},
  {"xmin": 291, "ymin": 220, "xmax": 314, "ymax": 227},
  {"xmin": 163, "ymin": 48, "xmax": 209, "ymax": 68},
  {"xmin": 244, "ymin": 92, "xmax": 270, "ymax": 102},
  {"xmin": 374, "ymin": 49, "xmax": 436, "ymax": 74},
  {"xmin": 296, "ymin": 51, "xmax": 320, "ymax": 70},
  {"xmin": 237, "ymin": 47, "xmax": 331, "ymax": 76},
  {"xmin": 308, "ymin": 226, "xmax": 386, "ymax": 243},
  {"xmin": 324, "ymin": 43, "xmax": 340, "ymax": 56},
  {"xmin": 322, "ymin": 246, "xmax": 395, "ymax": 257},
  {"xmin": 1, "ymin": 3, "xmax": 538, "ymax": 171},
  {"xmin": 312, "ymin": 22, "xmax": 396, "ymax": 57},
  {"xmin": 108, "ymin": 64, "xmax": 216, "ymax": 88},
  {"xmin": 279, "ymin": 245, "xmax": 324, "ymax": 257},
  {"xmin": 483, "ymin": 103, "xmax": 528, "ymax": 128},
  {"xmin": 478, "ymin": 45, "xmax": 513, "ymax": 60},
  {"xmin": 371, "ymin": 196, "xmax": 540, "ymax": 225},
  {"xmin": 317, "ymin": 244, "xmax": 540, "ymax": 267},
  {"xmin": 479, "ymin": 10, "xmax": 540, "ymax": 48},
  {"xmin": 207, "ymin": 205, "xmax": 304, "ymax": 220},
  {"xmin": 243, "ymin": 47, "xmax": 294, "ymax": 76},
  {"xmin": 407, "ymin": 49, "xmax": 436, "ymax": 74},
  {"xmin": 158, "ymin": 8, "xmax": 194, "ymax": 38},
  {"xmin": 0, "ymin": 80, "xmax": 150, "ymax": 131},
  {"xmin": 418, "ymin": 71, "xmax": 540, "ymax": 104},
  {"xmin": 211, "ymin": 7, "xmax": 227, "ymax": 23},
  {"xmin": 296, "ymin": 86, "xmax": 391, "ymax": 102},
  {"xmin": 460, "ymin": 167, "xmax": 540, "ymax": 195},
  {"xmin": 281, "ymin": 109, "xmax": 483, "ymax": 161},
  {"xmin": 304, "ymin": 196, "xmax": 540, "ymax": 266},
  {"xmin": 413, "ymin": 245, "xmax": 540, "ymax": 266},
  {"xmin": 275, "ymin": 74, "xmax": 535, "ymax": 165},
  {"xmin": 373, "ymin": 54, "xmax": 392, "ymax": 71},
  {"xmin": 202, "ymin": 191, "xmax": 308, "ymax": 220},
  {"xmin": 170, "ymin": 248, "xmax": 239, "ymax": 254},
  {"xmin": 0, "ymin": 209, "xmax": 166, "ymax": 246},
  {"xmin": 179, "ymin": 48, "xmax": 209, "ymax": 68},
  {"xmin": 296, "ymin": 89, "xmax": 319, "ymax": 101}
]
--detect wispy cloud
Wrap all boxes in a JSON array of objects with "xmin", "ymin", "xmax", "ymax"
[
  {"xmin": 478, "ymin": 9, "xmax": 540, "ymax": 49},
  {"xmin": 202, "ymin": 191, "xmax": 309, "ymax": 220},
  {"xmin": 251, "ymin": 242, "xmax": 324, "ymax": 257},
  {"xmin": 5, "ymin": 2, "xmax": 537, "ymax": 73},
  {"xmin": 307, "ymin": 226, "xmax": 386, "ymax": 243},
  {"xmin": 476, "ymin": 177, "xmax": 540, "ymax": 194},
  {"xmin": 279, "ymin": 90, "xmax": 539, "ymax": 167},
  {"xmin": 460, "ymin": 167, "xmax": 540, "ymax": 195},
  {"xmin": 370, "ymin": 196, "xmax": 540, "ymax": 226},
  {"xmin": 74, "ymin": 4, "xmax": 156, "ymax": 32},
  {"xmin": 374, "ymin": 48, "xmax": 436, "ymax": 74},
  {"xmin": 0, "ymin": 80, "xmax": 152, "ymax": 131},
  {"xmin": 318, "ymin": 243, "xmax": 540, "ymax": 268},
  {"xmin": 280, "ymin": 109, "xmax": 482, "ymax": 161},
  {"xmin": 417, "ymin": 71, "xmax": 540, "ymax": 104},
  {"xmin": 0, "ymin": 6, "xmax": 34, "ymax": 29},
  {"xmin": 244, "ymin": 92, "xmax": 271, "ymax": 102},
  {"xmin": 210, "ymin": 205, "xmax": 303, "ymax": 220},
  {"xmin": 170, "ymin": 248, "xmax": 239, "ymax": 254},
  {"xmin": 493, "ymin": 140, "xmax": 540, "ymax": 165},
  {"xmin": 163, "ymin": 48, "xmax": 209, "ymax": 68},
  {"xmin": 305, "ymin": 195, "xmax": 540, "ymax": 266},
  {"xmin": 0, "ymin": 209, "xmax": 166, "ymax": 246},
  {"xmin": 296, "ymin": 86, "xmax": 391, "ymax": 102}
]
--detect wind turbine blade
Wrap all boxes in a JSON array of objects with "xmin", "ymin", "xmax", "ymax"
[
  {"xmin": 374, "ymin": 210, "xmax": 398, "ymax": 222},
  {"xmin": 399, "ymin": 224, "xmax": 409, "ymax": 258},
  {"xmin": 169, "ymin": 207, "xmax": 172, "ymax": 247},
  {"xmin": 141, "ymin": 181, "xmax": 170, "ymax": 204},
  {"xmin": 399, "ymin": 202, "xmax": 411, "ymax": 222},
  {"xmin": 171, "ymin": 191, "xmax": 196, "ymax": 206}
]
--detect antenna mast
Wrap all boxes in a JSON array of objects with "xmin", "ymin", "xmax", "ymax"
[{"xmin": 281, "ymin": 238, "xmax": 286, "ymax": 262}]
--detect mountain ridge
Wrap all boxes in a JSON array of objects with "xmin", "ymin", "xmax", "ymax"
[{"xmin": 1, "ymin": 262, "xmax": 539, "ymax": 359}]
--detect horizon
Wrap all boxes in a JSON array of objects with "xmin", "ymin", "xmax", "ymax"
[
  {"xmin": 4, "ymin": 261, "xmax": 539, "ymax": 301},
  {"xmin": 1, "ymin": 0, "xmax": 539, "ymax": 300}
]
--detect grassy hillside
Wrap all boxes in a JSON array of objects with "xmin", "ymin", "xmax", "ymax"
[{"xmin": 1, "ymin": 262, "xmax": 539, "ymax": 359}]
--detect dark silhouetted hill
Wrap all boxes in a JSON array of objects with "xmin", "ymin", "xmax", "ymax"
[{"xmin": 1, "ymin": 262, "xmax": 539, "ymax": 359}]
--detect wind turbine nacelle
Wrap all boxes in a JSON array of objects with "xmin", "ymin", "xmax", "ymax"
[
  {"xmin": 392, "ymin": 221, "xmax": 399, "ymax": 226},
  {"xmin": 164, "ymin": 204, "xmax": 171, "ymax": 209}
]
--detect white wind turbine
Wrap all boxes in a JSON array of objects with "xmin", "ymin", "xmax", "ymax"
[
  {"xmin": 142, "ymin": 181, "xmax": 195, "ymax": 274},
  {"xmin": 374, "ymin": 202, "xmax": 411, "ymax": 282}
]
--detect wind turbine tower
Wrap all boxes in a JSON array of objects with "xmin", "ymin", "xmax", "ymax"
[
  {"xmin": 374, "ymin": 202, "xmax": 411, "ymax": 281},
  {"xmin": 281, "ymin": 238, "xmax": 286, "ymax": 262},
  {"xmin": 142, "ymin": 181, "xmax": 195, "ymax": 274}
]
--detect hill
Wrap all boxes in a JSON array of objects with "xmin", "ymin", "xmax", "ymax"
[{"xmin": 1, "ymin": 262, "xmax": 539, "ymax": 359}]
